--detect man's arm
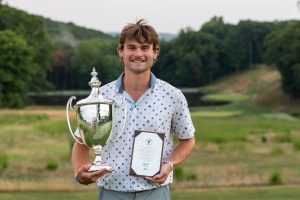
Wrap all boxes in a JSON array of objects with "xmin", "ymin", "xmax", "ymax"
[
  {"xmin": 72, "ymin": 142, "xmax": 111, "ymax": 185},
  {"xmin": 72, "ymin": 141, "xmax": 90, "ymax": 173},
  {"xmin": 145, "ymin": 137, "xmax": 195, "ymax": 184}
]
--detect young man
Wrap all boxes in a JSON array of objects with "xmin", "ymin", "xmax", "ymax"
[{"xmin": 72, "ymin": 19, "xmax": 195, "ymax": 200}]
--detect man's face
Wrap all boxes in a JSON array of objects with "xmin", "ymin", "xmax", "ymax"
[{"xmin": 118, "ymin": 39, "xmax": 158, "ymax": 74}]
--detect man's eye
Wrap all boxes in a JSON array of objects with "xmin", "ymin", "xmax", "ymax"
[
  {"xmin": 142, "ymin": 46, "xmax": 150, "ymax": 50},
  {"xmin": 127, "ymin": 46, "xmax": 135, "ymax": 50}
]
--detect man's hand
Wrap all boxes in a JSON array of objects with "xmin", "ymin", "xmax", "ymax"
[
  {"xmin": 76, "ymin": 164, "xmax": 112, "ymax": 185},
  {"xmin": 144, "ymin": 162, "xmax": 172, "ymax": 184}
]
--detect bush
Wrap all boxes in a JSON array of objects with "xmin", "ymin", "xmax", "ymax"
[
  {"xmin": 269, "ymin": 171, "xmax": 283, "ymax": 185},
  {"xmin": 185, "ymin": 173, "xmax": 198, "ymax": 180},
  {"xmin": 293, "ymin": 141, "xmax": 300, "ymax": 151},
  {"xmin": 0, "ymin": 153, "xmax": 8, "ymax": 172},
  {"xmin": 271, "ymin": 146, "xmax": 284, "ymax": 154},
  {"xmin": 173, "ymin": 166, "xmax": 197, "ymax": 181},
  {"xmin": 173, "ymin": 166, "xmax": 184, "ymax": 180},
  {"xmin": 46, "ymin": 160, "xmax": 59, "ymax": 171}
]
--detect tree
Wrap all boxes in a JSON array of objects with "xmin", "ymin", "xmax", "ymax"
[
  {"xmin": 71, "ymin": 39, "xmax": 121, "ymax": 89},
  {"xmin": 0, "ymin": 5, "xmax": 53, "ymax": 92},
  {"xmin": 0, "ymin": 30, "xmax": 35, "ymax": 107},
  {"xmin": 264, "ymin": 21, "xmax": 300, "ymax": 97}
]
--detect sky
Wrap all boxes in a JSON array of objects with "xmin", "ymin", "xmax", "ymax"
[{"xmin": 3, "ymin": 0, "xmax": 300, "ymax": 34}]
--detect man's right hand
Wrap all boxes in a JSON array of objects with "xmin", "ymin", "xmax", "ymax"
[{"xmin": 75, "ymin": 164, "xmax": 112, "ymax": 185}]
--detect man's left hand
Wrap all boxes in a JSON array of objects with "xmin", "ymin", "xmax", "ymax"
[{"xmin": 144, "ymin": 162, "xmax": 172, "ymax": 184}]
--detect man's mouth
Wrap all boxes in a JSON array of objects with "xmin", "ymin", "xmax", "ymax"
[{"xmin": 131, "ymin": 59, "xmax": 145, "ymax": 63}]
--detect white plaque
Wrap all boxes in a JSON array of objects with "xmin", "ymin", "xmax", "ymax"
[{"xmin": 129, "ymin": 130, "xmax": 165, "ymax": 177}]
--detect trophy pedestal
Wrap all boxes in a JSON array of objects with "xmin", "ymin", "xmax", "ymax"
[{"xmin": 88, "ymin": 164, "xmax": 112, "ymax": 172}]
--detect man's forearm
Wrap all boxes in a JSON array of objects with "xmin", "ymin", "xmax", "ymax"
[
  {"xmin": 72, "ymin": 142, "xmax": 90, "ymax": 173},
  {"xmin": 167, "ymin": 137, "xmax": 195, "ymax": 166}
]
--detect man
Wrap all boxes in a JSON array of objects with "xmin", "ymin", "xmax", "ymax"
[{"xmin": 72, "ymin": 19, "xmax": 195, "ymax": 200}]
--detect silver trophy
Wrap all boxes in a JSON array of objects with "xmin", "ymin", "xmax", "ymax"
[{"xmin": 66, "ymin": 68, "xmax": 121, "ymax": 171}]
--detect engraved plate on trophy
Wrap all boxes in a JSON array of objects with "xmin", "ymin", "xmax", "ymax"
[{"xmin": 129, "ymin": 130, "xmax": 165, "ymax": 177}]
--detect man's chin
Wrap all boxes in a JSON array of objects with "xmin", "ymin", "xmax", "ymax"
[{"xmin": 127, "ymin": 66, "xmax": 151, "ymax": 74}]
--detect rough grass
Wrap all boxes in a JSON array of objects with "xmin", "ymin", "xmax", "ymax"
[
  {"xmin": 200, "ymin": 65, "xmax": 300, "ymax": 115},
  {"xmin": 1, "ymin": 76, "xmax": 300, "ymax": 193},
  {"xmin": 1, "ymin": 105, "xmax": 300, "ymax": 191},
  {"xmin": 1, "ymin": 185, "xmax": 300, "ymax": 200}
]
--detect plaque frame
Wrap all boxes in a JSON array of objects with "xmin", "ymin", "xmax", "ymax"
[{"xmin": 129, "ymin": 130, "xmax": 165, "ymax": 177}]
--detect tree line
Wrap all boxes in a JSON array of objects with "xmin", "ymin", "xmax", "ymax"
[{"xmin": 0, "ymin": 4, "xmax": 299, "ymax": 108}]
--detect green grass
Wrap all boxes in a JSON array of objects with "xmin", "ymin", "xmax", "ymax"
[
  {"xmin": 35, "ymin": 120, "xmax": 70, "ymax": 136},
  {"xmin": 202, "ymin": 93, "xmax": 250, "ymax": 102},
  {"xmin": 192, "ymin": 110, "xmax": 243, "ymax": 118},
  {"xmin": 171, "ymin": 186, "xmax": 300, "ymax": 200},
  {"xmin": 1, "ymin": 102, "xmax": 300, "ymax": 191},
  {"xmin": 192, "ymin": 115, "xmax": 300, "ymax": 143},
  {"xmin": 1, "ymin": 186, "xmax": 300, "ymax": 200},
  {"xmin": 0, "ymin": 114, "xmax": 48, "ymax": 125},
  {"xmin": 0, "ymin": 191, "xmax": 98, "ymax": 200}
]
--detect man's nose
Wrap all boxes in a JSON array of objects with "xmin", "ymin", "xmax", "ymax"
[{"xmin": 134, "ymin": 48, "xmax": 143, "ymax": 55}]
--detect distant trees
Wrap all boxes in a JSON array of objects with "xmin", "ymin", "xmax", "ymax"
[
  {"xmin": 71, "ymin": 39, "xmax": 121, "ymax": 88},
  {"xmin": 154, "ymin": 17, "xmax": 274, "ymax": 87},
  {"xmin": 264, "ymin": 21, "xmax": 300, "ymax": 97},
  {"xmin": 0, "ymin": 5, "xmax": 52, "ymax": 107},
  {"xmin": 0, "ymin": 4, "xmax": 299, "ymax": 108},
  {"xmin": 0, "ymin": 30, "xmax": 34, "ymax": 107}
]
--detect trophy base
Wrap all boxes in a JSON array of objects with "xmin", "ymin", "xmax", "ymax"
[{"xmin": 88, "ymin": 164, "xmax": 112, "ymax": 172}]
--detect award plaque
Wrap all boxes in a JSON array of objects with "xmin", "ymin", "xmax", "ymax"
[{"xmin": 129, "ymin": 130, "xmax": 165, "ymax": 177}]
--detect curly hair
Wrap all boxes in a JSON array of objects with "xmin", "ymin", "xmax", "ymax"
[{"xmin": 118, "ymin": 19, "xmax": 160, "ymax": 51}]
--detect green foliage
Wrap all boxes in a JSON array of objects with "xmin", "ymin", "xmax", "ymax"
[
  {"xmin": 46, "ymin": 160, "xmax": 59, "ymax": 171},
  {"xmin": 0, "ymin": 30, "xmax": 35, "ymax": 107},
  {"xmin": 0, "ymin": 5, "xmax": 53, "ymax": 107},
  {"xmin": 173, "ymin": 166, "xmax": 184, "ymax": 180},
  {"xmin": 0, "ymin": 152, "xmax": 8, "ymax": 172},
  {"xmin": 71, "ymin": 39, "xmax": 122, "ymax": 88},
  {"xmin": 173, "ymin": 166, "xmax": 197, "ymax": 181},
  {"xmin": 274, "ymin": 132, "xmax": 292, "ymax": 143},
  {"xmin": 271, "ymin": 146, "xmax": 284, "ymax": 154},
  {"xmin": 293, "ymin": 140, "xmax": 300, "ymax": 151},
  {"xmin": 43, "ymin": 18, "xmax": 112, "ymax": 47},
  {"xmin": 264, "ymin": 21, "xmax": 300, "ymax": 97},
  {"xmin": 154, "ymin": 18, "xmax": 275, "ymax": 88},
  {"xmin": 269, "ymin": 171, "xmax": 283, "ymax": 185}
]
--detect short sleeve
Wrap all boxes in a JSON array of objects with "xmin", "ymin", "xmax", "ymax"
[{"xmin": 171, "ymin": 90, "xmax": 195, "ymax": 139}]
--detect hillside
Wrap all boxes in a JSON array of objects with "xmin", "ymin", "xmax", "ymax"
[
  {"xmin": 43, "ymin": 18, "xmax": 113, "ymax": 47},
  {"xmin": 201, "ymin": 65, "xmax": 300, "ymax": 115}
]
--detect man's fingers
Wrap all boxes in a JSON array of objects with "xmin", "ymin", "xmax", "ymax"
[
  {"xmin": 144, "ymin": 175, "xmax": 166, "ymax": 184},
  {"xmin": 153, "ymin": 173, "xmax": 164, "ymax": 180},
  {"xmin": 78, "ymin": 164, "xmax": 91, "ymax": 173},
  {"xmin": 76, "ymin": 166, "xmax": 112, "ymax": 185},
  {"xmin": 90, "ymin": 168, "xmax": 111, "ymax": 177}
]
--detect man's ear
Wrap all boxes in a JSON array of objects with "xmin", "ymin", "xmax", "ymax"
[
  {"xmin": 154, "ymin": 47, "xmax": 160, "ymax": 59},
  {"xmin": 117, "ymin": 47, "xmax": 124, "ymax": 63}
]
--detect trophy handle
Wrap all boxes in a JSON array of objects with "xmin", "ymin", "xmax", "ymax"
[{"xmin": 66, "ymin": 96, "xmax": 84, "ymax": 145}]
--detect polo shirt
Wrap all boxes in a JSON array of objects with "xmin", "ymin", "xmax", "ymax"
[{"xmin": 97, "ymin": 72, "xmax": 195, "ymax": 192}]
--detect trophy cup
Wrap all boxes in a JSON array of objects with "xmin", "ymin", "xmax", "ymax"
[{"xmin": 66, "ymin": 67, "xmax": 117, "ymax": 171}]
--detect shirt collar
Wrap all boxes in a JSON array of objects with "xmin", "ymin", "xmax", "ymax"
[{"xmin": 115, "ymin": 72, "xmax": 157, "ymax": 93}]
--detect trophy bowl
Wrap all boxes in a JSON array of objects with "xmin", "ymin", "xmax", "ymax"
[{"xmin": 66, "ymin": 68, "xmax": 114, "ymax": 171}]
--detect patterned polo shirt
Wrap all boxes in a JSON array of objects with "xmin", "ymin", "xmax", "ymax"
[{"xmin": 97, "ymin": 72, "xmax": 195, "ymax": 192}]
